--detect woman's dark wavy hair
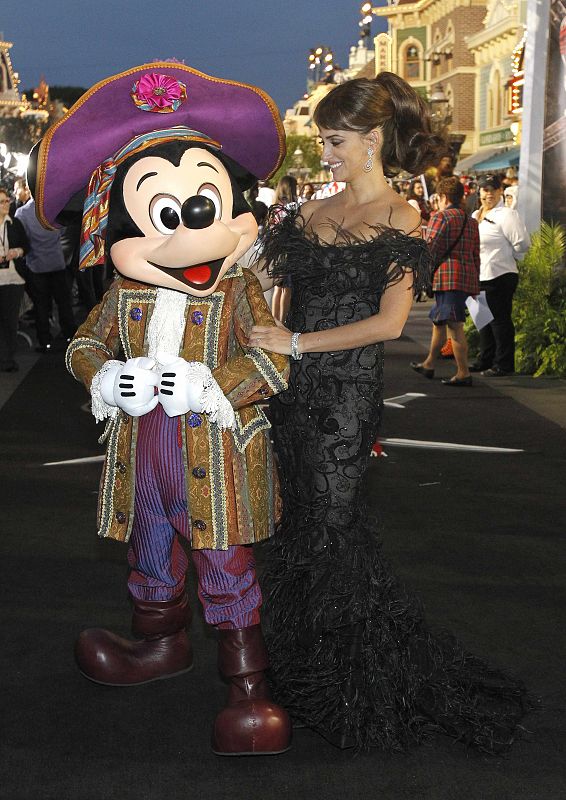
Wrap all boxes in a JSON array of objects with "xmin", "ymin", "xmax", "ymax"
[{"xmin": 313, "ymin": 72, "xmax": 449, "ymax": 177}]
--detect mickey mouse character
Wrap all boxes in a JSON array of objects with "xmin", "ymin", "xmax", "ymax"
[{"xmin": 31, "ymin": 63, "xmax": 291, "ymax": 755}]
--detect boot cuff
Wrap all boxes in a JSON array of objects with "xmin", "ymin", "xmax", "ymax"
[
  {"xmin": 218, "ymin": 624, "xmax": 269, "ymax": 677},
  {"xmin": 131, "ymin": 594, "xmax": 191, "ymax": 639}
]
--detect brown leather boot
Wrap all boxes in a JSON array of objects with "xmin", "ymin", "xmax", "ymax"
[
  {"xmin": 75, "ymin": 593, "xmax": 193, "ymax": 686},
  {"xmin": 211, "ymin": 625, "xmax": 292, "ymax": 756}
]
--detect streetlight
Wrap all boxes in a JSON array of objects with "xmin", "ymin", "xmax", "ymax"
[
  {"xmin": 307, "ymin": 46, "xmax": 333, "ymax": 85},
  {"xmin": 427, "ymin": 85, "xmax": 467, "ymax": 158},
  {"xmin": 428, "ymin": 84, "xmax": 452, "ymax": 133},
  {"xmin": 359, "ymin": 2, "xmax": 372, "ymax": 46},
  {"xmin": 288, "ymin": 146, "xmax": 310, "ymax": 184}
]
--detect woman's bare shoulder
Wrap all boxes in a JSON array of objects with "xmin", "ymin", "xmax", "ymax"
[
  {"xmin": 297, "ymin": 198, "xmax": 324, "ymax": 224},
  {"xmin": 386, "ymin": 195, "xmax": 422, "ymax": 238}
]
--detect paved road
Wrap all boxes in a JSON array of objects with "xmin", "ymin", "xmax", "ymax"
[
  {"xmin": 4, "ymin": 303, "xmax": 564, "ymax": 428},
  {"xmin": 1, "ymin": 301, "xmax": 565, "ymax": 800}
]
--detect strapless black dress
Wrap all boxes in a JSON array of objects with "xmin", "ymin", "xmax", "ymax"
[{"xmin": 259, "ymin": 210, "xmax": 528, "ymax": 753}]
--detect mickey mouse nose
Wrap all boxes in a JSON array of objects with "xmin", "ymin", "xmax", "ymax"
[{"xmin": 181, "ymin": 196, "xmax": 216, "ymax": 229}]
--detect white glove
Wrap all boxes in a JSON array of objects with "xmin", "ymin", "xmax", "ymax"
[
  {"xmin": 157, "ymin": 352, "xmax": 236, "ymax": 429},
  {"xmin": 157, "ymin": 354, "xmax": 208, "ymax": 418},
  {"xmin": 112, "ymin": 357, "xmax": 159, "ymax": 417}
]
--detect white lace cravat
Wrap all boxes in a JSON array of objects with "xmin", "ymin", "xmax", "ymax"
[{"xmin": 147, "ymin": 288, "xmax": 189, "ymax": 365}]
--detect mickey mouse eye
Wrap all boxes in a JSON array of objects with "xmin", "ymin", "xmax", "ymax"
[
  {"xmin": 149, "ymin": 195, "xmax": 182, "ymax": 235},
  {"xmin": 197, "ymin": 184, "xmax": 222, "ymax": 219}
]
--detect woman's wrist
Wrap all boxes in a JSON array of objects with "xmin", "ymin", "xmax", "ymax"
[{"xmin": 290, "ymin": 331, "xmax": 303, "ymax": 360}]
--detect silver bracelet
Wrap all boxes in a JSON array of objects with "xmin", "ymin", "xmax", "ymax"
[{"xmin": 290, "ymin": 331, "xmax": 303, "ymax": 361}]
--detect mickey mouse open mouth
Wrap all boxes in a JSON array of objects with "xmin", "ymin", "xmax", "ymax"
[{"xmin": 149, "ymin": 256, "xmax": 226, "ymax": 291}]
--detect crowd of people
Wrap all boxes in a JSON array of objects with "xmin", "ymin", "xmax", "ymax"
[
  {"xmin": 0, "ymin": 176, "xmax": 113, "ymax": 372},
  {"xmin": 0, "ymin": 151, "xmax": 529, "ymax": 380}
]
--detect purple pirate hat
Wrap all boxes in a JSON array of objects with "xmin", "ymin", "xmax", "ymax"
[{"xmin": 34, "ymin": 61, "xmax": 285, "ymax": 228}]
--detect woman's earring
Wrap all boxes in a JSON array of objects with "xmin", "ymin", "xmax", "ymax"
[{"xmin": 363, "ymin": 146, "xmax": 374, "ymax": 173}]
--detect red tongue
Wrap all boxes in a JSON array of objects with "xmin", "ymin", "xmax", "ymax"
[{"xmin": 183, "ymin": 264, "xmax": 212, "ymax": 284}]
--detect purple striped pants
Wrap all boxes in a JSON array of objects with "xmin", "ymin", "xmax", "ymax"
[{"xmin": 127, "ymin": 405, "xmax": 261, "ymax": 630}]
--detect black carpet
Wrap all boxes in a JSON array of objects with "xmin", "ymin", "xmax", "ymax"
[{"xmin": 1, "ymin": 341, "xmax": 565, "ymax": 800}]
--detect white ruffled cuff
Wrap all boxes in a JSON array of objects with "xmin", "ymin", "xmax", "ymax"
[
  {"xmin": 201, "ymin": 377, "xmax": 236, "ymax": 430},
  {"xmin": 90, "ymin": 360, "xmax": 123, "ymax": 423},
  {"xmin": 185, "ymin": 361, "xmax": 236, "ymax": 431}
]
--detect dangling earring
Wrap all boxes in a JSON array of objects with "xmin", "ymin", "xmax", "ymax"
[{"xmin": 363, "ymin": 146, "xmax": 374, "ymax": 173}]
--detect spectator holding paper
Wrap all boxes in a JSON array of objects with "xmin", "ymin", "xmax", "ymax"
[
  {"xmin": 411, "ymin": 176, "xmax": 480, "ymax": 387},
  {"xmin": 471, "ymin": 175, "xmax": 530, "ymax": 376}
]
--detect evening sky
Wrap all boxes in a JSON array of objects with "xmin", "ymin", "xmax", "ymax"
[{"xmin": 4, "ymin": 0, "xmax": 387, "ymax": 115}]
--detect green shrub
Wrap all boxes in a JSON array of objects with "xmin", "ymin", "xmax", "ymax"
[
  {"xmin": 464, "ymin": 314, "xmax": 479, "ymax": 358},
  {"xmin": 513, "ymin": 222, "xmax": 566, "ymax": 376}
]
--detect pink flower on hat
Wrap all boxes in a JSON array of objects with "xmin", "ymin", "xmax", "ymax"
[{"xmin": 131, "ymin": 73, "xmax": 187, "ymax": 113}]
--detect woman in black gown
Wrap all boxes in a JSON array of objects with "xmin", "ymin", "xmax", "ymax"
[{"xmin": 249, "ymin": 73, "xmax": 527, "ymax": 753}]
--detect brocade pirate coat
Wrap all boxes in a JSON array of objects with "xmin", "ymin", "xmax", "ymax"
[{"xmin": 66, "ymin": 265, "xmax": 289, "ymax": 550}]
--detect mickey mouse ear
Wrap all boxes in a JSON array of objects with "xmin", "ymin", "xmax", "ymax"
[
  {"xmin": 28, "ymin": 139, "xmax": 86, "ymax": 228},
  {"xmin": 26, "ymin": 140, "xmax": 40, "ymax": 203}
]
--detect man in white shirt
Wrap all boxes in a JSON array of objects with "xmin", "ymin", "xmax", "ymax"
[{"xmin": 471, "ymin": 175, "xmax": 530, "ymax": 376}]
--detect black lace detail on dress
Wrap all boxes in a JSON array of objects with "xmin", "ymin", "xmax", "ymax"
[{"xmin": 259, "ymin": 212, "xmax": 529, "ymax": 753}]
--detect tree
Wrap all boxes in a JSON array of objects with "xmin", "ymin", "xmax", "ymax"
[
  {"xmin": 44, "ymin": 85, "xmax": 86, "ymax": 107},
  {"xmin": 270, "ymin": 134, "xmax": 322, "ymax": 187},
  {"xmin": 22, "ymin": 85, "xmax": 86, "ymax": 108}
]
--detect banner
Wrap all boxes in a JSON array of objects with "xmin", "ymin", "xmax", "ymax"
[{"xmin": 541, "ymin": 0, "xmax": 566, "ymax": 227}]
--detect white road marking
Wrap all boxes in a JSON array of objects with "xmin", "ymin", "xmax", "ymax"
[
  {"xmin": 384, "ymin": 392, "xmax": 427, "ymax": 408},
  {"xmin": 43, "ymin": 455, "xmax": 105, "ymax": 466},
  {"xmin": 43, "ymin": 390, "xmax": 522, "ymax": 466},
  {"xmin": 379, "ymin": 437, "xmax": 523, "ymax": 453}
]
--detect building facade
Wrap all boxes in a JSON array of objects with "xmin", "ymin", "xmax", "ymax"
[
  {"xmin": 374, "ymin": 0, "xmax": 487, "ymax": 157},
  {"xmin": 374, "ymin": 0, "xmax": 527, "ymax": 168},
  {"xmin": 282, "ymin": 41, "xmax": 375, "ymax": 137},
  {"xmin": 0, "ymin": 40, "xmax": 22, "ymax": 117},
  {"xmin": 466, "ymin": 0, "xmax": 526, "ymax": 166}
]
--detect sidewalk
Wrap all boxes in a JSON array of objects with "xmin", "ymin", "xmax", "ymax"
[{"xmin": 406, "ymin": 302, "xmax": 566, "ymax": 430}]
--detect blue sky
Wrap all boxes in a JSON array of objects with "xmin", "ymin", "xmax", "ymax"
[{"xmin": 4, "ymin": 0, "xmax": 387, "ymax": 114}]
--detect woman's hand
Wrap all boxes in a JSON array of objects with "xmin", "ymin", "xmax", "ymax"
[{"xmin": 249, "ymin": 322, "xmax": 294, "ymax": 355}]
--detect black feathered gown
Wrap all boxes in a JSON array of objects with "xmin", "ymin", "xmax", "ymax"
[{"xmin": 259, "ymin": 211, "xmax": 528, "ymax": 753}]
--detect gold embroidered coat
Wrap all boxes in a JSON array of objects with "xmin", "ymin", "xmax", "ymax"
[{"xmin": 66, "ymin": 265, "xmax": 289, "ymax": 550}]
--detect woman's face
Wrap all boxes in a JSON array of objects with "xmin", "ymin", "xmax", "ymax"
[
  {"xmin": 413, "ymin": 182, "xmax": 424, "ymax": 197},
  {"xmin": 479, "ymin": 186, "xmax": 502, "ymax": 211},
  {"xmin": 318, "ymin": 126, "xmax": 376, "ymax": 182},
  {"xmin": 504, "ymin": 192, "xmax": 515, "ymax": 208},
  {"xmin": 0, "ymin": 192, "xmax": 10, "ymax": 218}
]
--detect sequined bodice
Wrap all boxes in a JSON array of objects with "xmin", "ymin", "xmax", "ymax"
[{"xmin": 284, "ymin": 239, "xmax": 390, "ymax": 384}]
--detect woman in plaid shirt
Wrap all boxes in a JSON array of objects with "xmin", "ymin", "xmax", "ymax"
[{"xmin": 411, "ymin": 176, "xmax": 480, "ymax": 386}]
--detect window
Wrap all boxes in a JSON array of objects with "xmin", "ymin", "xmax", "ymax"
[{"xmin": 404, "ymin": 44, "xmax": 421, "ymax": 80}]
